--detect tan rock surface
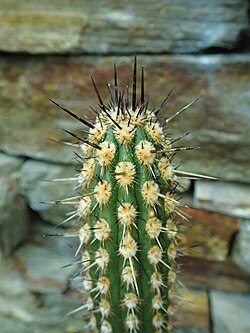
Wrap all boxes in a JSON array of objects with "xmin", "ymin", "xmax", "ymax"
[
  {"xmin": 173, "ymin": 289, "xmax": 209, "ymax": 331},
  {"xmin": 179, "ymin": 257, "xmax": 250, "ymax": 293},
  {"xmin": 180, "ymin": 207, "xmax": 239, "ymax": 261}
]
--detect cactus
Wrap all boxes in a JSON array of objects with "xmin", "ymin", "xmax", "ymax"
[{"xmin": 49, "ymin": 57, "xmax": 206, "ymax": 333}]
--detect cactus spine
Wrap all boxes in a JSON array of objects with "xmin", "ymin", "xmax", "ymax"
[{"xmin": 50, "ymin": 58, "xmax": 199, "ymax": 333}]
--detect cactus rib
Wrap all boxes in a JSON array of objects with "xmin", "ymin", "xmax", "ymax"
[{"xmin": 51, "ymin": 57, "xmax": 202, "ymax": 333}]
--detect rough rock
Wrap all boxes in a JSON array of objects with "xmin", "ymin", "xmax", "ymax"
[
  {"xmin": 19, "ymin": 160, "xmax": 77, "ymax": 225},
  {"xmin": 232, "ymin": 219, "xmax": 250, "ymax": 274},
  {"xmin": 0, "ymin": 262, "xmax": 82, "ymax": 332},
  {"xmin": 173, "ymin": 289, "xmax": 209, "ymax": 332},
  {"xmin": 180, "ymin": 207, "xmax": 239, "ymax": 261},
  {"xmin": 0, "ymin": 55, "xmax": 250, "ymax": 183},
  {"xmin": 0, "ymin": 153, "xmax": 28, "ymax": 258},
  {"xmin": 0, "ymin": 220, "xmax": 87, "ymax": 333},
  {"xmin": 194, "ymin": 181, "xmax": 250, "ymax": 218},
  {"xmin": 14, "ymin": 243, "xmax": 76, "ymax": 293},
  {"xmin": 0, "ymin": 284, "xmax": 86, "ymax": 333},
  {"xmin": 172, "ymin": 328, "xmax": 208, "ymax": 333},
  {"xmin": 179, "ymin": 257, "xmax": 250, "ymax": 293},
  {"xmin": 0, "ymin": 0, "xmax": 248, "ymax": 54},
  {"xmin": 210, "ymin": 291, "xmax": 250, "ymax": 333}
]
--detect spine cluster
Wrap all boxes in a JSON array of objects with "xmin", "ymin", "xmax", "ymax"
[{"xmin": 50, "ymin": 58, "xmax": 203, "ymax": 333}]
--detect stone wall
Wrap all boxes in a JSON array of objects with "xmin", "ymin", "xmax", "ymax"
[{"xmin": 0, "ymin": 1, "xmax": 250, "ymax": 332}]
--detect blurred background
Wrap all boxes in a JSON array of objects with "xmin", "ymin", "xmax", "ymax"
[{"xmin": 0, "ymin": 1, "xmax": 250, "ymax": 332}]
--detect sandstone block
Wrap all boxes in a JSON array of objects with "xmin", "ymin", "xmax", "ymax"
[
  {"xmin": 173, "ymin": 289, "xmax": 209, "ymax": 332},
  {"xmin": 179, "ymin": 257, "xmax": 250, "ymax": 293},
  {"xmin": 0, "ymin": 0, "xmax": 248, "ymax": 54},
  {"xmin": 180, "ymin": 207, "xmax": 239, "ymax": 261}
]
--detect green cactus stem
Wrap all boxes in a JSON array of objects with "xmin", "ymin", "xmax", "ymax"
[{"xmin": 49, "ymin": 57, "xmax": 209, "ymax": 333}]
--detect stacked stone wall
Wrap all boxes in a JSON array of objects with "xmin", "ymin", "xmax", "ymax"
[{"xmin": 0, "ymin": 1, "xmax": 250, "ymax": 332}]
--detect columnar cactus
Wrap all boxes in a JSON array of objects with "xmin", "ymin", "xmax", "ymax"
[{"xmin": 50, "ymin": 58, "xmax": 203, "ymax": 333}]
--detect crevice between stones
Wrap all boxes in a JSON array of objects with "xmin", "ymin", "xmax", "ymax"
[
  {"xmin": 0, "ymin": 46, "xmax": 249, "ymax": 58},
  {"xmin": 207, "ymin": 290, "xmax": 214, "ymax": 333},
  {"xmin": 227, "ymin": 229, "xmax": 239, "ymax": 258}
]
